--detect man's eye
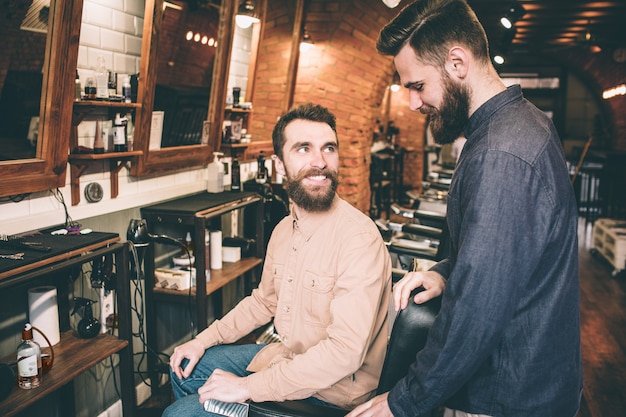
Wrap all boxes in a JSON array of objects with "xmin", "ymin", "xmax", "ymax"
[
  {"xmin": 411, "ymin": 84, "xmax": 424, "ymax": 92},
  {"xmin": 324, "ymin": 145, "xmax": 337, "ymax": 153},
  {"xmin": 297, "ymin": 146, "xmax": 309, "ymax": 153}
]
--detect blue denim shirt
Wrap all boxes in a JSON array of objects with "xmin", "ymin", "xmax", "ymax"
[{"xmin": 389, "ymin": 85, "xmax": 582, "ymax": 417}]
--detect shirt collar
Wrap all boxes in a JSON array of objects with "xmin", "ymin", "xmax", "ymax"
[
  {"xmin": 291, "ymin": 194, "xmax": 340, "ymax": 240},
  {"xmin": 465, "ymin": 84, "xmax": 523, "ymax": 140}
]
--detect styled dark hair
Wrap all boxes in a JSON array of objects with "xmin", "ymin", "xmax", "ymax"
[
  {"xmin": 377, "ymin": 0, "xmax": 490, "ymax": 68},
  {"xmin": 272, "ymin": 103, "xmax": 338, "ymax": 159}
]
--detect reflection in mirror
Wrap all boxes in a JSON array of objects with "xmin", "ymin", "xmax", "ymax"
[
  {"xmin": 152, "ymin": 0, "xmax": 220, "ymax": 148},
  {"xmin": 0, "ymin": 0, "xmax": 49, "ymax": 161}
]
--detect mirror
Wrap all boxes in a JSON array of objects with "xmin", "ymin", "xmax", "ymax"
[
  {"xmin": 0, "ymin": 0, "xmax": 80, "ymax": 197},
  {"xmin": 131, "ymin": 0, "xmax": 236, "ymax": 176}
]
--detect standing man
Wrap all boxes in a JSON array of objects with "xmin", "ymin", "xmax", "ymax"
[
  {"xmin": 163, "ymin": 103, "xmax": 398, "ymax": 416},
  {"xmin": 349, "ymin": 1, "xmax": 582, "ymax": 416}
]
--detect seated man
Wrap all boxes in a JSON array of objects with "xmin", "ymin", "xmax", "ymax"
[{"xmin": 163, "ymin": 103, "xmax": 399, "ymax": 416}]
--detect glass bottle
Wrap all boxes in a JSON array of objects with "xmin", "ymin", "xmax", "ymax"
[
  {"xmin": 17, "ymin": 323, "xmax": 42, "ymax": 389},
  {"xmin": 95, "ymin": 55, "xmax": 109, "ymax": 99}
]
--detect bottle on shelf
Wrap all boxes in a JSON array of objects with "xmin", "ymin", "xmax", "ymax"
[
  {"xmin": 93, "ymin": 119, "xmax": 105, "ymax": 154},
  {"xmin": 74, "ymin": 70, "xmax": 82, "ymax": 101},
  {"xmin": 256, "ymin": 151, "xmax": 267, "ymax": 184},
  {"xmin": 122, "ymin": 75, "xmax": 132, "ymax": 103},
  {"xmin": 231, "ymin": 158, "xmax": 241, "ymax": 191},
  {"xmin": 207, "ymin": 152, "xmax": 224, "ymax": 193},
  {"xmin": 17, "ymin": 323, "xmax": 42, "ymax": 390},
  {"xmin": 113, "ymin": 113, "xmax": 128, "ymax": 152},
  {"xmin": 84, "ymin": 77, "xmax": 96, "ymax": 100},
  {"xmin": 95, "ymin": 56, "xmax": 109, "ymax": 100}
]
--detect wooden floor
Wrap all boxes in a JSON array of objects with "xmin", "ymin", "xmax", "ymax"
[{"xmin": 577, "ymin": 219, "xmax": 626, "ymax": 417}]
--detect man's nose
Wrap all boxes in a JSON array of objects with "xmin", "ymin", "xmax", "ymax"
[
  {"xmin": 409, "ymin": 91, "xmax": 423, "ymax": 112},
  {"xmin": 310, "ymin": 150, "xmax": 327, "ymax": 168}
]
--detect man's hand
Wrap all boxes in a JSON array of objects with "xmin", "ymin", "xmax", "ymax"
[
  {"xmin": 346, "ymin": 392, "xmax": 392, "ymax": 417},
  {"xmin": 169, "ymin": 339, "xmax": 205, "ymax": 380},
  {"xmin": 198, "ymin": 369, "xmax": 251, "ymax": 404},
  {"xmin": 393, "ymin": 270, "xmax": 445, "ymax": 311}
]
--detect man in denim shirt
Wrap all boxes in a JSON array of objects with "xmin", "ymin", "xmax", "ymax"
[{"xmin": 349, "ymin": 1, "xmax": 582, "ymax": 416}]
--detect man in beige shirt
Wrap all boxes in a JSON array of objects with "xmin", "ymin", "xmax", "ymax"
[{"xmin": 163, "ymin": 103, "xmax": 393, "ymax": 416}]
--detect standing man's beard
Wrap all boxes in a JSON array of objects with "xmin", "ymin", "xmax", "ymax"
[
  {"xmin": 283, "ymin": 168, "xmax": 338, "ymax": 212},
  {"xmin": 423, "ymin": 76, "xmax": 471, "ymax": 145}
]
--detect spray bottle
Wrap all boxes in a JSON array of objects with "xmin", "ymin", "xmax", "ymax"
[{"xmin": 207, "ymin": 152, "xmax": 224, "ymax": 193}]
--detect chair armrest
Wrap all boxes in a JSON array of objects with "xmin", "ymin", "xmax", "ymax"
[{"xmin": 248, "ymin": 400, "xmax": 347, "ymax": 417}]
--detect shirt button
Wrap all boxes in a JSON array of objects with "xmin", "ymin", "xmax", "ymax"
[
  {"xmin": 283, "ymin": 306, "xmax": 290, "ymax": 313},
  {"xmin": 292, "ymin": 246, "xmax": 297, "ymax": 252},
  {"xmin": 287, "ymin": 277, "xmax": 293, "ymax": 283}
]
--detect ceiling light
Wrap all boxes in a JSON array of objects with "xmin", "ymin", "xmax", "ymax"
[
  {"xmin": 236, "ymin": 0, "xmax": 260, "ymax": 29},
  {"xmin": 382, "ymin": 0, "xmax": 402, "ymax": 8},
  {"xmin": 300, "ymin": 27, "xmax": 314, "ymax": 52},
  {"xmin": 500, "ymin": 1, "xmax": 526, "ymax": 29},
  {"xmin": 390, "ymin": 72, "xmax": 401, "ymax": 92}
]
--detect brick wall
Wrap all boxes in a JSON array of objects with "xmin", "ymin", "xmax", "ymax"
[{"xmin": 251, "ymin": 0, "xmax": 417, "ymax": 212}]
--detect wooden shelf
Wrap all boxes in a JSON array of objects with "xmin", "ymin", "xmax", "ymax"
[
  {"xmin": 153, "ymin": 257, "xmax": 263, "ymax": 300},
  {"xmin": 74, "ymin": 100, "xmax": 141, "ymax": 109},
  {"xmin": 0, "ymin": 331, "xmax": 128, "ymax": 417},
  {"xmin": 0, "ymin": 240, "xmax": 134, "ymax": 417},
  {"xmin": 68, "ymin": 151, "xmax": 143, "ymax": 206}
]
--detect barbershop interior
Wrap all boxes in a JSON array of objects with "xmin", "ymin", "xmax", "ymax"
[{"xmin": 0, "ymin": 0, "xmax": 625, "ymax": 416}]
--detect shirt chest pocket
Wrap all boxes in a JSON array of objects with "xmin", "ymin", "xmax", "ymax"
[{"xmin": 302, "ymin": 271, "xmax": 335, "ymax": 327}]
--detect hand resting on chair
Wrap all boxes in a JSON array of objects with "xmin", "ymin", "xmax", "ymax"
[{"xmin": 393, "ymin": 270, "xmax": 446, "ymax": 312}]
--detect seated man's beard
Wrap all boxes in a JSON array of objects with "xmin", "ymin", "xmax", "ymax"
[
  {"xmin": 283, "ymin": 168, "xmax": 338, "ymax": 212},
  {"xmin": 426, "ymin": 77, "xmax": 470, "ymax": 145}
]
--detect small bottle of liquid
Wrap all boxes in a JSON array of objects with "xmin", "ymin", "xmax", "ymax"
[
  {"xmin": 256, "ymin": 151, "xmax": 267, "ymax": 184},
  {"xmin": 231, "ymin": 158, "xmax": 241, "ymax": 191},
  {"xmin": 122, "ymin": 75, "xmax": 132, "ymax": 103},
  {"xmin": 74, "ymin": 70, "xmax": 82, "ymax": 101},
  {"xmin": 17, "ymin": 323, "xmax": 42, "ymax": 390},
  {"xmin": 95, "ymin": 56, "xmax": 109, "ymax": 100},
  {"xmin": 113, "ymin": 113, "xmax": 127, "ymax": 152},
  {"xmin": 84, "ymin": 77, "xmax": 96, "ymax": 100}
]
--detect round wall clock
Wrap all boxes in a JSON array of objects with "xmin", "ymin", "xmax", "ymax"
[{"xmin": 84, "ymin": 182, "xmax": 103, "ymax": 203}]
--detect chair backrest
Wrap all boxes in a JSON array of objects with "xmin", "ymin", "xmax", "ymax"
[{"xmin": 376, "ymin": 290, "xmax": 441, "ymax": 394}]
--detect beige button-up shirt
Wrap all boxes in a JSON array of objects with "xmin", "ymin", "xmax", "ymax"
[{"xmin": 195, "ymin": 195, "xmax": 392, "ymax": 409}]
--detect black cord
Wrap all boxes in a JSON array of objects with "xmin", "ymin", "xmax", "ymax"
[{"xmin": 50, "ymin": 188, "xmax": 80, "ymax": 229}]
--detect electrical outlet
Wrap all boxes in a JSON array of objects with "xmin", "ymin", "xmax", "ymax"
[{"xmin": 100, "ymin": 288, "xmax": 115, "ymax": 333}]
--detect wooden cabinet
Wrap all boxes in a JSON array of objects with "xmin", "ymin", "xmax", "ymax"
[
  {"xmin": 140, "ymin": 191, "xmax": 264, "ymax": 394},
  {"xmin": 0, "ymin": 234, "xmax": 135, "ymax": 417}
]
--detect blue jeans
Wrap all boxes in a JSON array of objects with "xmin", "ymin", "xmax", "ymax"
[
  {"xmin": 162, "ymin": 343, "xmax": 337, "ymax": 417},
  {"xmin": 163, "ymin": 343, "xmax": 266, "ymax": 417}
]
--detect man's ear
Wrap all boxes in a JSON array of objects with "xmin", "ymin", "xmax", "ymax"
[
  {"xmin": 273, "ymin": 155, "xmax": 286, "ymax": 177},
  {"xmin": 447, "ymin": 46, "xmax": 469, "ymax": 79}
]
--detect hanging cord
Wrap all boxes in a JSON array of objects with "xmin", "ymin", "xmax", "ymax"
[{"xmin": 50, "ymin": 188, "xmax": 80, "ymax": 229}]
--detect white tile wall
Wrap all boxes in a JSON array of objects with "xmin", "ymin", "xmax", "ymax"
[{"xmin": 0, "ymin": 1, "xmax": 259, "ymax": 238}]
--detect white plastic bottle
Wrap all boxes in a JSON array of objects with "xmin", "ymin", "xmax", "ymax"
[{"xmin": 207, "ymin": 152, "xmax": 224, "ymax": 193}]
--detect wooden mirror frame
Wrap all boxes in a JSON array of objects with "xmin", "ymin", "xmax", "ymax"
[
  {"xmin": 0, "ymin": 0, "xmax": 81, "ymax": 198},
  {"xmin": 131, "ymin": 0, "xmax": 236, "ymax": 177}
]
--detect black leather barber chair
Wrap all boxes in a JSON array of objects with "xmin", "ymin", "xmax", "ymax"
[{"xmin": 248, "ymin": 289, "xmax": 442, "ymax": 417}]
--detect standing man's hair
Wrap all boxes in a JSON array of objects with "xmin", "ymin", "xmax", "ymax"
[
  {"xmin": 377, "ymin": 0, "xmax": 490, "ymax": 69},
  {"xmin": 272, "ymin": 103, "xmax": 338, "ymax": 159}
]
